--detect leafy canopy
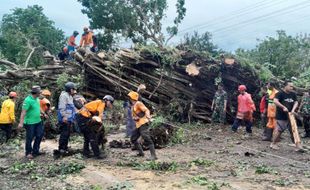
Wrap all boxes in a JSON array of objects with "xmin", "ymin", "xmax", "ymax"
[
  {"xmin": 0, "ymin": 5, "xmax": 65, "ymax": 67},
  {"xmin": 78, "ymin": 0, "xmax": 186, "ymax": 48}
]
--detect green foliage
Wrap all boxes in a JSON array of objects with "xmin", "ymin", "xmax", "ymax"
[
  {"xmin": 122, "ymin": 160, "xmax": 179, "ymax": 172},
  {"xmin": 78, "ymin": 0, "xmax": 186, "ymax": 47},
  {"xmin": 190, "ymin": 158, "xmax": 214, "ymax": 168},
  {"xmin": 107, "ymin": 182, "xmax": 134, "ymax": 190},
  {"xmin": 10, "ymin": 161, "xmax": 37, "ymax": 173},
  {"xmin": 0, "ymin": 5, "xmax": 65, "ymax": 67},
  {"xmin": 188, "ymin": 176, "xmax": 220, "ymax": 189},
  {"xmin": 236, "ymin": 30, "xmax": 310, "ymax": 87},
  {"xmin": 255, "ymin": 165, "xmax": 276, "ymax": 174},
  {"xmin": 273, "ymin": 178, "xmax": 293, "ymax": 187},
  {"xmin": 47, "ymin": 162, "xmax": 85, "ymax": 176},
  {"xmin": 150, "ymin": 115, "xmax": 167, "ymax": 128},
  {"xmin": 171, "ymin": 128, "xmax": 186, "ymax": 144},
  {"xmin": 181, "ymin": 31, "xmax": 221, "ymax": 57}
]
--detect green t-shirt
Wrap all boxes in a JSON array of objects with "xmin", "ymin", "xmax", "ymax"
[{"xmin": 22, "ymin": 95, "xmax": 41, "ymax": 125}]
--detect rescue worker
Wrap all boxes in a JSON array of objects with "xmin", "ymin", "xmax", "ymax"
[
  {"xmin": 18, "ymin": 86, "xmax": 43, "ymax": 159},
  {"xmin": 76, "ymin": 95, "xmax": 114, "ymax": 159},
  {"xmin": 263, "ymin": 82, "xmax": 278, "ymax": 141},
  {"xmin": 68, "ymin": 31, "xmax": 79, "ymax": 53},
  {"xmin": 270, "ymin": 81, "xmax": 302, "ymax": 151},
  {"xmin": 231, "ymin": 85, "xmax": 256, "ymax": 136},
  {"xmin": 57, "ymin": 82, "xmax": 77, "ymax": 154},
  {"xmin": 0, "ymin": 92, "xmax": 17, "ymax": 142},
  {"xmin": 58, "ymin": 47, "xmax": 68, "ymax": 61},
  {"xmin": 80, "ymin": 27, "xmax": 93, "ymax": 51},
  {"xmin": 259, "ymin": 86, "xmax": 268, "ymax": 140},
  {"xmin": 211, "ymin": 84, "xmax": 227, "ymax": 124},
  {"xmin": 298, "ymin": 91, "xmax": 310, "ymax": 138},
  {"xmin": 128, "ymin": 91, "xmax": 157, "ymax": 160},
  {"xmin": 40, "ymin": 89, "xmax": 53, "ymax": 139}
]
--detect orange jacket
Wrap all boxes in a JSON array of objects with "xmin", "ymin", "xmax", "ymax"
[
  {"xmin": 132, "ymin": 101, "xmax": 150, "ymax": 128},
  {"xmin": 80, "ymin": 32, "xmax": 93, "ymax": 47},
  {"xmin": 237, "ymin": 92, "xmax": 256, "ymax": 113},
  {"xmin": 40, "ymin": 98, "xmax": 51, "ymax": 113},
  {"xmin": 79, "ymin": 100, "xmax": 105, "ymax": 118},
  {"xmin": 68, "ymin": 35, "xmax": 77, "ymax": 46}
]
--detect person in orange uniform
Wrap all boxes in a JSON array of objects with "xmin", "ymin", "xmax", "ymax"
[
  {"xmin": 231, "ymin": 85, "xmax": 256, "ymax": 136},
  {"xmin": 80, "ymin": 27, "xmax": 93, "ymax": 51},
  {"xmin": 40, "ymin": 90, "xmax": 53, "ymax": 139},
  {"xmin": 0, "ymin": 92, "xmax": 17, "ymax": 142},
  {"xmin": 76, "ymin": 95, "xmax": 114, "ymax": 159},
  {"xmin": 263, "ymin": 82, "xmax": 278, "ymax": 141},
  {"xmin": 128, "ymin": 91, "xmax": 157, "ymax": 160}
]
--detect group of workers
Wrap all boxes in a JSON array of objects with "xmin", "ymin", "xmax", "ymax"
[
  {"xmin": 0, "ymin": 82, "xmax": 157, "ymax": 160},
  {"xmin": 58, "ymin": 27, "xmax": 98, "ymax": 60},
  {"xmin": 211, "ymin": 81, "xmax": 310, "ymax": 152}
]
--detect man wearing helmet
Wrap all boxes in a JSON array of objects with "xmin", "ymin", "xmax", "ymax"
[
  {"xmin": 0, "ymin": 92, "xmax": 18, "ymax": 142},
  {"xmin": 18, "ymin": 86, "xmax": 43, "ymax": 159},
  {"xmin": 128, "ymin": 91, "xmax": 157, "ymax": 160},
  {"xmin": 57, "ymin": 82, "xmax": 77, "ymax": 154},
  {"xmin": 40, "ymin": 89, "xmax": 53, "ymax": 139},
  {"xmin": 76, "ymin": 95, "xmax": 114, "ymax": 159},
  {"xmin": 232, "ymin": 85, "xmax": 256, "ymax": 136}
]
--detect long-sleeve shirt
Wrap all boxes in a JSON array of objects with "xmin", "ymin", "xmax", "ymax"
[
  {"xmin": 0, "ymin": 99, "xmax": 15, "ymax": 124},
  {"xmin": 57, "ymin": 91, "xmax": 75, "ymax": 122},
  {"xmin": 79, "ymin": 100, "xmax": 106, "ymax": 118},
  {"xmin": 238, "ymin": 92, "xmax": 256, "ymax": 113}
]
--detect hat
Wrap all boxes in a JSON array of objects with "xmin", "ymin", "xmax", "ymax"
[
  {"xmin": 238, "ymin": 85, "xmax": 247, "ymax": 91},
  {"xmin": 31, "ymin": 86, "xmax": 41, "ymax": 94},
  {"xmin": 9, "ymin": 92, "xmax": 17, "ymax": 98},
  {"xmin": 128, "ymin": 91, "xmax": 139, "ymax": 101}
]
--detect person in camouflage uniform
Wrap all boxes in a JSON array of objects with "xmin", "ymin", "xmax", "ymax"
[
  {"xmin": 211, "ymin": 84, "xmax": 227, "ymax": 124},
  {"xmin": 298, "ymin": 91, "xmax": 310, "ymax": 138}
]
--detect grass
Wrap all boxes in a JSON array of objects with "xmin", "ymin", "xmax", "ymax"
[
  {"xmin": 190, "ymin": 158, "xmax": 214, "ymax": 168},
  {"xmin": 188, "ymin": 176, "xmax": 221, "ymax": 190},
  {"xmin": 255, "ymin": 165, "xmax": 277, "ymax": 174},
  {"xmin": 47, "ymin": 162, "xmax": 85, "ymax": 177},
  {"xmin": 107, "ymin": 181, "xmax": 134, "ymax": 190}
]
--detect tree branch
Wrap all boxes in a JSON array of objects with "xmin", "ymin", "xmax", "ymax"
[{"xmin": 0, "ymin": 59, "xmax": 19, "ymax": 70}]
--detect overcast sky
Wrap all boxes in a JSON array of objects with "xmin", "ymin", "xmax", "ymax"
[{"xmin": 1, "ymin": 0, "xmax": 309, "ymax": 51}]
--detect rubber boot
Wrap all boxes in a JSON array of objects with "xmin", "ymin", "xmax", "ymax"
[
  {"xmin": 262, "ymin": 128, "xmax": 273, "ymax": 141},
  {"xmin": 147, "ymin": 144, "xmax": 158, "ymax": 161},
  {"xmin": 135, "ymin": 142, "xmax": 144, "ymax": 157}
]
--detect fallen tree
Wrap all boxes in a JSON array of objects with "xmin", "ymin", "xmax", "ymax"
[{"xmin": 1, "ymin": 47, "xmax": 263, "ymax": 123}]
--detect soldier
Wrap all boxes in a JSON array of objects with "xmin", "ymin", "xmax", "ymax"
[
  {"xmin": 298, "ymin": 91, "xmax": 310, "ymax": 138},
  {"xmin": 211, "ymin": 84, "xmax": 227, "ymax": 124}
]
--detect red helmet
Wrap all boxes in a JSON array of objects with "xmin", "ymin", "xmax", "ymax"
[
  {"xmin": 9, "ymin": 91, "xmax": 17, "ymax": 98},
  {"xmin": 238, "ymin": 85, "xmax": 247, "ymax": 91}
]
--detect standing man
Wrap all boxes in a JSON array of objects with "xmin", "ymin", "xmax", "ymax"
[
  {"xmin": 270, "ymin": 81, "xmax": 302, "ymax": 150},
  {"xmin": 40, "ymin": 89, "xmax": 53, "ymax": 139},
  {"xmin": 68, "ymin": 31, "xmax": 79, "ymax": 54},
  {"xmin": 76, "ymin": 95, "xmax": 114, "ymax": 159},
  {"xmin": 211, "ymin": 84, "xmax": 227, "ymax": 124},
  {"xmin": 80, "ymin": 27, "xmax": 93, "ymax": 51},
  {"xmin": 0, "ymin": 92, "xmax": 17, "ymax": 142},
  {"xmin": 263, "ymin": 82, "xmax": 278, "ymax": 141},
  {"xmin": 231, "ymin": 85, "xmax": 256, "ymax": 135},
  {"xmin": 128, "ymin": 91, "xmax": 157, "ymax": 160},
  {"xmin": 298, "ymin": 91, "xmax": 310, "ymax": 138},
  {"xmin": 18, "ymin": 86, "xmax": 43, "ymax": 159},
  {"xmin": 57, "ymin": 82, "xmax": 77, "ymax": 154}
]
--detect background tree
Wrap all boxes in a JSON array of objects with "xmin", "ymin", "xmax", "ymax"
[
  {"xmin": 0, "ymin": 5, "xmax": 65, "ymax": 67},
  {"xmin": 78, "ymin": 0, "xmax": 186, "ymax": 48},
  {"xmin": 180, "ymin": 31, "xmax": 221, "ymax": 56}
]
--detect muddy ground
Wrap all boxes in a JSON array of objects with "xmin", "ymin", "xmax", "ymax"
[{"xmin": 0, "ymin": 124, "xmax": 309, "ymax": 190}]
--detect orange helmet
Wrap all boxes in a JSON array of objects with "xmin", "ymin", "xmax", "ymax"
[
  {"xmin": 238, "ymin": 85, "xmax": 247, "ymax": 91},
  {"xmin": 128, "ymin": 91, "xmax": 139, "ymax": 101},
  {"xmin": 41, "ymin": 89, "xmax": 51, "ymax": 96},
  {"xmin": 9, "ymin": 92, "xmax": 17, "ymax": 98}
]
